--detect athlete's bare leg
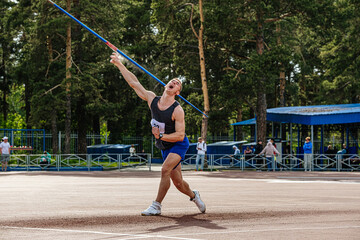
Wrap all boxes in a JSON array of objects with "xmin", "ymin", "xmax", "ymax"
[
  {"xmin": 170, "ymin": 163, "xmax": 195, "ymax": 198},
  {"xmin": 155, "ymin": 153, "xmax": 195, "ymax": 203}
]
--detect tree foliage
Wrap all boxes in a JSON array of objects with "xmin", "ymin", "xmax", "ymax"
[{"xmin": 0, "ymin": 0, "xmax": 358, "ymax": 147}]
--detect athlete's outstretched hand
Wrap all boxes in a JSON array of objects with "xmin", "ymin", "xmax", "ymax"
[{"xmin": 110, "ymin": 52, "xmax": 123, "ymax": 67}]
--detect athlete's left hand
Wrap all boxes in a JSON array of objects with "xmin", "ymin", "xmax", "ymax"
[{"xmin": 152, "ymin": 127, "xmax": 160, "ymax": 139}]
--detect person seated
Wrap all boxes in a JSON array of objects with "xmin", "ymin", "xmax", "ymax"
[
  {"xmin": 250, "ymin": 145, "xmax": 255, "ymax": 154},
  {"xmin": 231, "ymin": 145, "xmax": 241, "ymax": 164},
  {"xmin": 40, "ymin": 151, "xmax": 51, "ymax": 167},
  {"xmin": 244, "ymin": 146, "xmax": 253, "ymax": 160}
]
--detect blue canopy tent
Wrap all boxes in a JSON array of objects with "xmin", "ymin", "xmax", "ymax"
[
  {"xmin": 267, "ymin": 103, "xmax": 360, "ymax": 154},
  {"xmin": 231, "ymin": 104, "xmax": 360, "ymax": 154},
  {"xmin": 230, "ymin": 118, "xmax": 256, "ymax": 142},
  {"xmin": 266, "ymin": 104, "xmax": 360, "ymax": 125}
]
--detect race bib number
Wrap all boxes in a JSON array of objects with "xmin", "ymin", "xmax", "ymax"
[{"xmin": 150, "ymin": 119, "xmax": 165, "ymax": 133}]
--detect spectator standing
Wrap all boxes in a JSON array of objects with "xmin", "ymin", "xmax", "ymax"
[
  {"xmin": 259, "ymin": 141, "xmax": 280, "ymax": 171},
  {"xmin": 0, "ymin": 137, "xmax": 11, "ymax": 172},
  {"xmin": 336, "ymin": 144, "xmax": 348, "ymax": 169},
  {"xmin": 129, "ymin": 144, "xmax": 136, "ymax": 156},
  {"xmin": 303, "ymin": 137, "xmax": 313, "ymax": 171},
  {"xmin": 285, "ymin": 142, "xmax": 291, "ymax": 155},
  {"xmin": 195, "ymin": 137, "xmax": 207, "ymax": 171},
  {"xmin": 254, "ymin": 140, "xmax": 263, "ymax": 154}
]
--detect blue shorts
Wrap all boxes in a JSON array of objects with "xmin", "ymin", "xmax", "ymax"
[{"xmin": 161, "ymin": 135, "xmax": 189, "ymax": 164}]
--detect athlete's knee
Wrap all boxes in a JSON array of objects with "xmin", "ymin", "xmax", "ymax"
[{"xmin": 161, "ymin": 166, "xmax": 172, "ymax": 177}]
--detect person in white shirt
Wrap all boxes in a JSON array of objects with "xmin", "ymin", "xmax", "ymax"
[
  {"xmin": 195, "ymin": 137, "xmax": 207, "ymax": 171},
  {"xmin": 129, "ymin": 144, "xmax": 136, "ymax": 156},
  {"xmin": 0, "ymin": 136, "xmax": 11, "ymax": 172}
]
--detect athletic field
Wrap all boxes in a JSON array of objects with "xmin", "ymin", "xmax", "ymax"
[{"xmin": 1, "ymin": 170, "xmax": 359, "ymax": 240}]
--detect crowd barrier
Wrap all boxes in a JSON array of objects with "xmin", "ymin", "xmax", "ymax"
[
  {"xmin": 182, "ymin": 153, "xmax": 360, "ymax": 172},
  {"xmin": 5, "ymin": 154, "xmax": 152, "ymax": 171},
  {"xmin": 2, "ymin": 153, "xmax": 360, "ymax": 172}
]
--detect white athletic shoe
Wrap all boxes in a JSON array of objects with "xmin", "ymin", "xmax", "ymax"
[
  {"xmin": 141, "ymin": 201, "xmax": 161, "ymax": 216},
  {"xmin": 191, "ymin": 190, "xmax": 206, "ymax": 213}
]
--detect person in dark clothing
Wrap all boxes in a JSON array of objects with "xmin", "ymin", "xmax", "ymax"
[
  {"xmin": 254, "ymin": 140, "xmax": 263, "ymax": 166},
  {"xmin": 325, "ymin": 145, "xmax": 336, "ymax": 159},
  {"xmin": 285, "ymin": 143, "xmax": 291, "ymax": 155},
  {"xmin": 110, "ymin": 52, "xmax": 205, "ymax": 216},
  {"xmin": 254, "ymin": 140, "xmax": 263, "ymax": 154}
]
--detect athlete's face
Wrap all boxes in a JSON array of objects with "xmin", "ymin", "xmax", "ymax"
[{"xmin": 165, "ymin": 78, "xmax": 182, "ymax": 95}]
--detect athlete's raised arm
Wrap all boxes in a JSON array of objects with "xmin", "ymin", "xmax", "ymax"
[{"xmin": 110, "ymin": 52, "xmax": 155, "ymax": 105}]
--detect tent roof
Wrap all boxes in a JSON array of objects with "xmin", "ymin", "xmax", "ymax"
[
  {"xmin": 267, "ymin": 103, "xmax": 360, "ymax": 125},
  {"xmin": 207, "ymin": 141, "xmax": 247, "ymax": 146},
  {"xmin": 231, "ymin": 104, "xmax": 360, "ymax": 126},
  {"xmin": 230, "ymin": 118, "xmax": 256, "ymax": 126}
]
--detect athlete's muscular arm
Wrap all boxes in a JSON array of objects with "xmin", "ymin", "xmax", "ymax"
[
  {"xmin": 110, "ymin": 53, "xmax": 155, "ymax": 105},
  {"xmin": 152, "ymin": 106, "xmax": 185, "ymax": 142}
]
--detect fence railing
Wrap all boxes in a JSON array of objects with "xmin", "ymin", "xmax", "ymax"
[
  {"xmin": 5, "ymin": 153, "xmax": 151, "ymax": 171},
  {"xmin": 182, "ymin": 153, "xmax": 360, "ymax": 172},
  {"xmin": 3, "ymin": 153, "xmax": 360, "ymax": 172}
]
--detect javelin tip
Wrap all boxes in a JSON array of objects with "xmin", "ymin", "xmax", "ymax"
[{"xmin": 47, "ymin": 0, "xmax": 55, "ymax": 4}]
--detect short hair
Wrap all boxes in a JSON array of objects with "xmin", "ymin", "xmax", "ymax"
[
  {"xmin": 198, "ymin": 137, "xmax": 203, "ymax": 140},
  {"xmin": 306, "ymin": 137, "xmax": 310, "ymax": 141},
  {"xmin": 171, "ymin": 78, "xmax": 182, "ymax": 91}
]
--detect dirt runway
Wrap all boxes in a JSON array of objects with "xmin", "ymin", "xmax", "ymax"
[{"xmin": 1, "ymin": 170, "xmax": 359, "ymax": 239}]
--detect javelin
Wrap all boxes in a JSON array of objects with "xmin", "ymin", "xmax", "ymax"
[{"xmin": 47, "ymin": 0, "xmax": 208, "ymax": 118}]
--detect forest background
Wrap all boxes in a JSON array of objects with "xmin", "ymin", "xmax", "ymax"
[{"xmin": 1, "ymin": 0, "xmax": 359, "ymax": 154}]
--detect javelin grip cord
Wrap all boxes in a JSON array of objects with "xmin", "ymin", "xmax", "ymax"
[{"xmin": 47, "ymin": 0, "xmax": 208, "ymax": 118}]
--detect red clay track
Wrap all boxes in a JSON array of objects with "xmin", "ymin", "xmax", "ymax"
[{"xmin": 1, "ymin": 170, "xmax": 360, "ymax": 239}]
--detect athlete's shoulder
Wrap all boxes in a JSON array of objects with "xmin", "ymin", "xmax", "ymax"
[
  {"xmin": 173, "ymin": 104, "xmax": 184, "ymax": 120},
  {"xmin": 146, "ymin": 92, "xmax": 157, "ymax": 107}
]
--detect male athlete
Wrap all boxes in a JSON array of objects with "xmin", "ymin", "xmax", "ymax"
[{"xmin": 110, "ymin": 53, "xmax": 206, "ymax": 216}]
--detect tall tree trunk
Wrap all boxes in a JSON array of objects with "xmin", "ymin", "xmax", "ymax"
[
  {"xmin": 1, "ymin": 48, "xmax": 8, "ymax": 124},
  {"xmin": 197, "ymin": 0, "xmax": 210, "ymax": 168},
  {"xmin": 51, "ymin": 109, "xmax": 59, "ymax": 153},
  {"xmin": 300, "ymin": 75, "xmax": 306, "ymax": 106},
  {"xmin": 73, "ymin": 0, "xmax": 87, "ymax": 154},
  {"xmin": 255, "ymin": 13, "xmax": 267, "ymax": 144},
  {"xmin": 46, "ymin": 36, "xmax": 58, "ymax": 153},
  {"xmin": 277, "ymin": 22, "xmax": 286, "ymax": 107},
  {"xmin": 198, "ymin": 0, "xmax": 210, "ymax": 140},
  {"xmin": 77, "ymin": 95, "xmax": 87, "ymax": 153},
  {"xmin": 64, "ymin": 0, "xmax": 72, "ymax": 154},
  {"xmin": 24, "ymin": 74, "xmax": 31, "ymax": 129},
  {"xmin": 24, "ymin": 33, "xmax": 31, "ymax": 129},
  {"xmin": 236, "ymin": 106, "xmax": 243, "ymax": 140},
  {"xmin": 93, "ymin": 115, "xmax": 101, "ymax": 144},
  {"xmin": 187, "ymin": 1, "xmax": 210, "ymax": 167}
]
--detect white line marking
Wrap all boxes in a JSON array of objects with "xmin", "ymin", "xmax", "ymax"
[
  {"xmin": 2, "ymin": 225, "xmax": 360, "ymax": 239},
  {"xmin": 169, "ymin": 225, "xmax": 360, "ymax": 237},
  {"xmin": 0, "ymin": 226, "xmax": 201, "ymax": 240},
  {"xmin": 227, "ymin": 178, "xmax": 360, "ymax": 184}
]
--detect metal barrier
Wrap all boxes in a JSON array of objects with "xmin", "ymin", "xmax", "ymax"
[
  {"xmin": 5, "ymin": 153, "xmax": 152, "ymax": 171},
  {"xmin": 3, "ymin": 153, "xmax": 360, "ymax": 172},
  {"xmin": 183, "ymin": 153, "xmax": 360, "ymax": 172}
]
